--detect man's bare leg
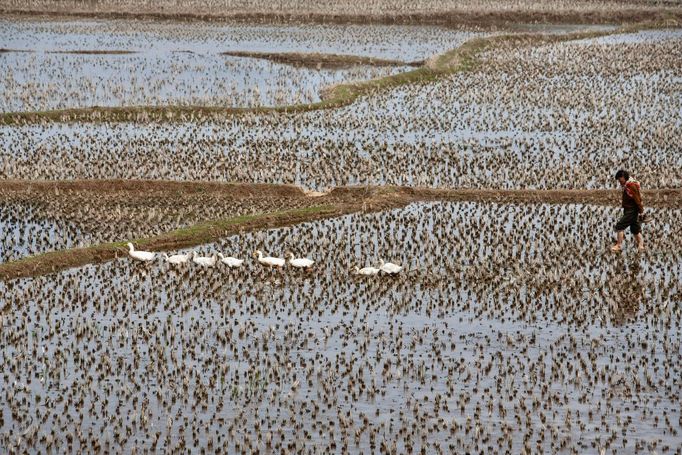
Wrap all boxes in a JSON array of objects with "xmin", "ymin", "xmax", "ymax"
[
  {"xmin": 635, "ymin": 233, "xmax": 644, "ymax": 251},
  {"xmin": 611, "ymin": 231, "xmax": 625, "ymax": 252}
]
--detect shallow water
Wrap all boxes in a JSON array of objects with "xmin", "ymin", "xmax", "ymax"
[
  {"xmin": 0, "ymin": 201, "xmax": 680, "ymax": 453},
  {"xmin": 0, "ymin": 20, "xmax": 479, "ymax": 61},
  {"xmin": 0, "ymin": 19, "xmax": 481, "ymax": 111},
  {"xmin": 0, "ymin": 50, "xmax": 408, "ymax": 111},
  {"xmin": 2, "ymin": 28, "xmax": 680, "ymax": 190},
  {"xmin": 507, "ymin": 23, "xmax": 618, "ymax": 34},
  {"xmin": 0, "ymin": 203, "xmax": 90, "ymax": 262},
  {"xmin": 565, "ymin": 28, "xmax": 682, "ymax": 45},
  {"xmin": 0, "ymin": 193, "xmax": 320, "ymax": 263}
]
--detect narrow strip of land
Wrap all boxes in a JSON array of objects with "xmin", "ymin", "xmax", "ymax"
[
  {"xmin": 0, "ymin": 181, "xmax": 679, "ymax": 281},
  {"xmin": 221, "ymin": 50, "xmax": 421, "ymax": 69},
  {"xmin": 0, "ymin": 48, "xmax": 34, "ymax": 53},
  {"xmin": 4, "ymin": 179, "xmax": 680, "ymax": 208},
  {"xmin": 47, "ymin": 50, "xmax": 138, "ymax": 55},
  {"xmin": 2, "ymin": 48, "xmax": 135, "ymax": 54},
  {"xmin": 0, "ymin": 178, "xmax": 305, "ymax": 196}
]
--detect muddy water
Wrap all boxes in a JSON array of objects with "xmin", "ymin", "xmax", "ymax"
[{"xmin": 0, "ymin": 201, "xmax": 680, "ymax": 453}]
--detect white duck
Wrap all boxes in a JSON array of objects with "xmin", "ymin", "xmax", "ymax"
[
  {"xmin": 163, "ymin": 252, "xmax": 191, "ymax": 265},
  {"xmin": 192, "ymin": 251, "xmax": 217, "ymax": 267},
  {"xmin": 218, "ymin": 253, "xmax": 244, "ymax": 268},
  {"xmin": 379, "ymin": 259, "xmax": 403, "ymax": 275},
  {"xmin": 353, "ymin": 266, "xmax": 381, "ymax": 276},
  {"xmin": 127, "ymin": 242, "xmax": 155, "ymax": 262},
  {"xmin": 254, "ymin": 250, "xmax": 285, "ymax": 267},
  {"xmin": 286, "ymin": 252, "xmax": 315, "ymax": 269}
]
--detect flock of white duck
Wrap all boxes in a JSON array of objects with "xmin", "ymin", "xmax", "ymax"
[{"xmin": 127, "ymin": 242, "xmax": 403, "ymax": 274}]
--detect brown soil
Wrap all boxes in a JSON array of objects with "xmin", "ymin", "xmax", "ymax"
[
  {"xmin": 1, "ymin": 8, "xmax": 681, "ymax": 28},
  {"xmin": 48, "ymin": 50, "xmax": 138, "ymax": 55},
  {"xmin": 2, "ymin": 48, "xmax": 135, "ymax": 55},
  {"xmin": 0, "ymin": 48, "xmax": 34, "ymax": 53},
  {"xmin": 0, "ymin": 179, "xmax": 305, "ymax": 197},
  {"xmin": 0, "ymin": 180, "xmax": 678, "ymax": 281},
  {"xmin": 221, "ymin": 51, "xmax": 422, "ymax": 69}
]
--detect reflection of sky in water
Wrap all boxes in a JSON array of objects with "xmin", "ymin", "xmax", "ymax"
[
  {"xmin": 0, "ymin": 117, "xmax": 576, "ymax": 154},
  {"xmin": 0, "ymin": 203, "xmax": 90, "ymax": 263},
  {"xmin": 0, "ymin": 50, "xmax": 409, "ymax": 111},
  {"xmin": 0, "ymin": 20, "xmax": 486, "ymax": 111},
  {"xmin": 0, "ymin": 20, "xmax": 480, "ymax": 60},
  {"xmin": 508, "ymin": 23, "xmax": 618, "ymax": 34},
  {"xmin": 565, "ymin": 28, "xmax": 682, "ymax": 46},
  {"xmin": 0, "ymin": 28, "xmax": 678, "ymax": 191},
  {"xmin": 0, "ymin": 201, "xmax": 679, "ymax": 452}
]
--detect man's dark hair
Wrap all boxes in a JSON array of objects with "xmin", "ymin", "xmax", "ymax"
[{"xmin": 615, "ymin": 169, "xmax": 629, "ymax": 180}]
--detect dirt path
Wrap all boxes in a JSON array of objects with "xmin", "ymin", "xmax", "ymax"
[{"xmin": 0, "ymin": 181, "xmax": 679, "ymax": 281}]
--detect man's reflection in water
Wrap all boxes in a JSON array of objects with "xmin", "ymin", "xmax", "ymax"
[{"xmin": 611, "ymin": 257, "xmax": 644, "ymax": 324}]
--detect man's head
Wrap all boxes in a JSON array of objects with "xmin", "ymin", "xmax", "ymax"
[{"xmin": 615, "ymin": 169, "xmax": 629, "ymax": 186}]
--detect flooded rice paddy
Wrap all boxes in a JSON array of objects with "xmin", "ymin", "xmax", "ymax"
[
  {"xmin": 0, "ymin": 201, "xmax": 680, "ymax": 453},
  {"xmin": 1, "ymin": 50, "xmax": 408, "ymax": 111},
  {"xmin": 0, "ymin": 20, "xmax": 476, "ymax": 60},
  {"xmin": 0, "ymin": 20, "xmax": 482, "ymax": 111},
  {"xmin": 5, "ymin": 0, "xmax": 679, "ymax": 19},
  {"xmin": 0, "ymin": 188, "xmax": 321, "ymax": 263},
  {"xmin": 1, "ymin": 29, "xmax": 680, "ymax": 190},
  {"xmin": 1, "ymin": 11, "xmax": 681, "ymax": 455}
]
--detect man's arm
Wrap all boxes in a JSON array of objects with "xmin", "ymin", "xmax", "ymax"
[{"xmin": 630, "ymin": 184, "xmax": 644, "ymax": 213}]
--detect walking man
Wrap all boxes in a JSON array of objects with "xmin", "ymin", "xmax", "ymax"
[{"xmin": 611, "ymin": 169, "xmax": 645, "ymax": 252}]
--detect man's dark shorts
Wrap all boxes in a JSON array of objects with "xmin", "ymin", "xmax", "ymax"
[{"xmin": 615, "ymin": 207, "xmax": 641, "ymax": 235}]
